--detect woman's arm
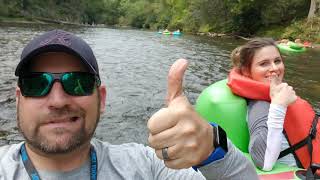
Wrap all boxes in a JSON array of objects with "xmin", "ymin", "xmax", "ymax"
[
  {"xmin": 248, "ymin": 75, "xmax": 297, "ymax": 171},
  {"xmin": 264, "ymin": 104, "xmax": 287, "ymax": 170},
  {"xmin": 247, "ymin": 100, "xmax": 286, "ymax": 171}
]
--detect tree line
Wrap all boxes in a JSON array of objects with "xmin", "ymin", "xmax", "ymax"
[{"xmin": 0, "ymin": 0, "xmax": 315, "ymax": 36}]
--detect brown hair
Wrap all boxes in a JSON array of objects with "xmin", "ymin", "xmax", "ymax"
[{"xmin": 231, "ymin": 38, "xmax": 278, "ymax": 74}]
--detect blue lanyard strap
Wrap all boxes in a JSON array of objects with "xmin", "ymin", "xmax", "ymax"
[
  {"xmin": 90, "ymin": 146, "xmax": 97, "ymax": 180},
  {"xmin": 20, "ymin": 143, "xmax": 98, "ymax": 180}
]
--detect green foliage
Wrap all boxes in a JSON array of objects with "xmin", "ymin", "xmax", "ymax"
[
  {"xmin": 199, "ymin": 24, "xmax": 211, "ymax": 33},
  {"xmin": 260, "ymin": 0, "xmax": 310, "ymax": 25},
  {"xmin": 119, "ymin": 0, "xmax": 157, "ymax": 28},
  {"xmin": 282, "ymin": 18, "xmax": 320, "ymax": 43},
  {"xmin": 256, "ymin": 25, "xmax": 287, "ymax": 40},
  {"xmin": 0, "ymin": 0, "xmax": 121, "ymax": 25},
  {"xmin": 257, "ymin": 18, "xmax": 320, "ymax": 43},
  {"xmin": 0, "ymin": 0, "xmax": 315, "ymax": 38}
]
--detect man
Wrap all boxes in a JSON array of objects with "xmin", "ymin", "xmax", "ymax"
[{"xmin": 0, "ymin": 29, "xmax": 258, "ymax": 180}]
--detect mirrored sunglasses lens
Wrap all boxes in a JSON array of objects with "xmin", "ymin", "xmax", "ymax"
[
  {"xmin": 62, "ymin": 73, "xmax": 96, "ymax": 96},
  {"xmin": 20, "ymin": 73, "xmax": 52, "ymax": 97}
]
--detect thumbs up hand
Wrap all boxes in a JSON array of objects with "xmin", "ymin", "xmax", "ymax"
[
  {"xmin": 147, "ymin": 59, "xmax": 214, "ymax": 169},
  {"xmin": 269, "ymin": 73, "xmax": 297, "ymax": 107}
]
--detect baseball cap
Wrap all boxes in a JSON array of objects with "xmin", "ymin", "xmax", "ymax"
[{"xmin": 15, "ymin": 29, "xmax": 99, "ymax": 77}]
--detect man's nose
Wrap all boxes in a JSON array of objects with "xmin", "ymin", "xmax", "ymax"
[{"xmin": 47, "ymin": 82, "xmax": 70, "ymax": 108}]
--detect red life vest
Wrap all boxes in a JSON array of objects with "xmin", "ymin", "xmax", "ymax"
[{"xmin": 227, "ymin": 68, "xmax": 320, "ymax": 171}]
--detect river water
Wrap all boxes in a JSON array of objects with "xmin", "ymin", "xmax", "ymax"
[{"xmin": 0, "ymin": 24, "xmax": 319, "ymax": 146}]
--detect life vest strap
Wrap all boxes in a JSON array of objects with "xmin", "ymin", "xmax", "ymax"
[
  {"xmin": 306, "ymin": 163, "xmax": 320, "ymax": 179},
  {"xmin": 279, "ymin": 135, "xmax": 310, "ymax": 159},
  {"xmin": 279, "ymin": 114, "xmax": 319, "ymax": 159}
]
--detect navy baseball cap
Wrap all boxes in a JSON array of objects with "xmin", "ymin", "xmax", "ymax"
[{"xmin": 15, "ymin": 29, "xmax": 99, "ymax": 77}]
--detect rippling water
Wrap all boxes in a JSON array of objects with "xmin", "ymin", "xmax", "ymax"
[{"xmin": 0, "ymin": 24, "xmax": 319, "ymax": 146}]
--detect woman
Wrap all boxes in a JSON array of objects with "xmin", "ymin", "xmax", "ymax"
[{"xmin": 228, "ymin": 38, "xmax": 319, "ymax": 172}]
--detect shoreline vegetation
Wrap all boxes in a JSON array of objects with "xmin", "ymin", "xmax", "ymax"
[
  {"xmin": 1, "ymin": 0, "xmax": 318, "ymax": 43},
  {"xmin": 0, "ymin": 16, "xmax": 92, "ymax": 26},
  {"xmin": 2, "ymin": 16, "xmax": 319, "ymax": 44}
]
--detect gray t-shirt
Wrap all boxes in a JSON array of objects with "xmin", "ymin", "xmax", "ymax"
[{"xmin": 0, "ymin": 138, "xmax": 258, "ymax": 180}]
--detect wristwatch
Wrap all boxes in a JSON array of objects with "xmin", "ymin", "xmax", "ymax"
[
  {"xmin": 212, "ymin": 124, "xmax": 228, "ymax": 153},
  {"xmin": 192, "ymin": 123, "xmax": 228, "ymax": 170}
]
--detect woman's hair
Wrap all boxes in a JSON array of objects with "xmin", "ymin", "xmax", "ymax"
[
  {"xmin": 230, "ymin": 46, "xmax": 242, "ymax": 68},
  {"xmin": 231, "ymin": 38, "xmax": 277, "ymax": 73}
]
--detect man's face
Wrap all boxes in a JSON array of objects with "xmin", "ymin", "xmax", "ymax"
[{"xmin": 16, "ymin": 52, "xmax": 106, "ymax": 154}]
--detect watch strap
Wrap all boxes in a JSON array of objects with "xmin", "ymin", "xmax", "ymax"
[
  {"xmin": 192, "ymin": 147, "xmax": 227, "ymax": 171},
  {"xmin": 192, "ymin": 122, "xmax": 228, "ymax": 171}
]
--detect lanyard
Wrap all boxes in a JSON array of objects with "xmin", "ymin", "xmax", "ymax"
[{"xmin": 20, "ymin": 143, "xmax": 97, "ymax": 180}]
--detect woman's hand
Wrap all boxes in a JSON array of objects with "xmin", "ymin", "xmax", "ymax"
[{"xmin": 269, "ymin": 74, "xmax": 297, "ymax": 107}]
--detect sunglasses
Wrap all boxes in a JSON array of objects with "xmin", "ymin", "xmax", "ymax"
[{"xmin": 18, "ymin": 72, "xmax": 101, "ymax": 97}]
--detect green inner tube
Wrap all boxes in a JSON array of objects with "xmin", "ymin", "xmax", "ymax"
[
  {"xmin": 162, "ymin": 32, "xmax": 171, "ymax": 35},
  {"xmin": 195, "ymin": 79, "xmax": 249, "ymax": 153},
  {"xmin": 287, "ymin": 42, "xmax": 303, "ymax": 50},
  {"xmin": 244, "ymin": 153, "xmax": 302, "ymax": 179},
  {"xmin": 277, "ymin": 44, "xmax": 306, "ymax": 54},
  {"xmin": 195, "ymin": 79, "xmax": 303, "ymax": 179}
]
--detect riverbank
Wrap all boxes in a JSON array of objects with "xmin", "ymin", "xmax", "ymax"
[
  {"xmin": 196, "ymin": 18, "xmax": 320, "ymax": 44},
  {"xmin": 0, "ymin": 16, "xmax": 93, "ymax": 27},
  {"xmin": 0, "ymin": 16, "xmax": 47, "ymax": 25},
  {"xmin": 257, "ymin": 17, "xmax": 320, "ymax": 43},
  {"xmin": 0, "ymin": 16, "xmax": 122, "ymax": 30},
  {"xmin": 2, "ymin": 16, "xmax": 320, "ymax": 44}
]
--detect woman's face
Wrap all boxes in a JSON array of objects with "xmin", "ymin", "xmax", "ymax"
[{"xmin": 247, "ymin": 46, "xmax": 285, "ymax": 83}]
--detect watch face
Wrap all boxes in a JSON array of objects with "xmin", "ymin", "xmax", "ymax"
[{"xmin": 218, "ymin": 126, "xmax": 228, "ymax": 152}]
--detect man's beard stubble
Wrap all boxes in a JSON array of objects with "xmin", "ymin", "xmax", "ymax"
[{"xmin": 16, "ymin": 93, "xmax": 101, "ymax": 154}]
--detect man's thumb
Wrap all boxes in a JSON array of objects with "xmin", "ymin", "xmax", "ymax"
[{"xmin": 166, "ymin": 59, "xmax": 189, "ymax": 106}]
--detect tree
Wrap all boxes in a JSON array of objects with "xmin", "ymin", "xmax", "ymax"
[{"xmin": 308, "ymin": 0, "xmax": 320, "ymax": 19}]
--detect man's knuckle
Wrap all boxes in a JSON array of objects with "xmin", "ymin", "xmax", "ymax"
[
  {"xmin": 148, "ymin": 135, "xmax": 155, "ymax": 145},
  {"xmin": 186, "ymin": 141, "xmax": 198, "ymax": 151},
  {"xmin": 173, "ymin": 106, "xmax": 188, "ymax": 117},
  {"xmin": 184, "ymin": 124, "xmax": 197, "ymax": 136}
]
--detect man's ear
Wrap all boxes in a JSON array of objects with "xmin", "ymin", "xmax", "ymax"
[
  {"xmin": 16, "ymin": 87, "xmax": 21, "ymax": 107},
  {"xmin": 98, "ymin": 85, "xmax": 107, "ymax": 114}
]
